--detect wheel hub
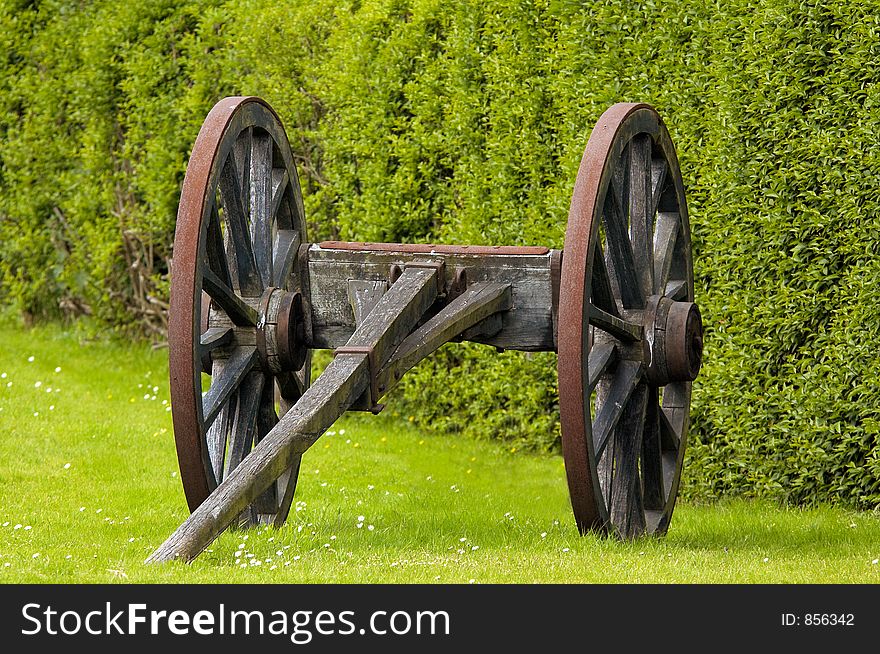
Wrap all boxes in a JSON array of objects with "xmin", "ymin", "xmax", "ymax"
[
  {"xmin": 256, "ymin": 287, "xmax": 308, "ymax": 374},
  {"xmin": 644, "ymin": 295, "xmax": 703, "ymax": 385}
]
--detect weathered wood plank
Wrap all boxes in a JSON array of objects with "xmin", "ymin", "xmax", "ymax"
[
  {"xmin": 306, "ymin": 246, "xmax": 556, "ymax": 351},
  {"xmin": 347, "ymin": 279, "xmax": 388, "ymax": 325}
]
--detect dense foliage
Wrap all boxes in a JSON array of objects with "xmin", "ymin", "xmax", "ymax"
[{"xmin": 2, "ymin": 0, "xmax": 880, "ymax": 508}]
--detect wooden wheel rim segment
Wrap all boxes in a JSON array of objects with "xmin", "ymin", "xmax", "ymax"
[
  {"xmin": 169, "ymin": 96, "xmax": 311, "ymax": 525},
  {"xmin": 558, "ymin": 103, "xmax": 700, "ymax": 538}
]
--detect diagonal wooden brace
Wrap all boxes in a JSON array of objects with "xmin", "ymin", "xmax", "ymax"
[{"xmin": 147, "ymin": 266, "xmax": 441, "ymax": 563}]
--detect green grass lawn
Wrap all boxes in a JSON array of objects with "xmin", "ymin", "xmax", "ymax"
[{"xmin": 1, "ymin": 321, "xmax": 879, "ymax": 583}]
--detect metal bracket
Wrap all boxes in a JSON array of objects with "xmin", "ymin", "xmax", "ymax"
[{"xmin": 332, "ymin": 344, "xmax": 384, "ymax": 414}]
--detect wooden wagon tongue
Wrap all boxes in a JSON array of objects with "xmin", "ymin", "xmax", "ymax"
[{"xmin": 149, "ymin": 97, "xmax": 702, "ymax": 563}]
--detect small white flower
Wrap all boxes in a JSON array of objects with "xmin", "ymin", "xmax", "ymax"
[
  {"xmin": 872, "ymin": 559, "xmax": 878, "ymax": 565},
  {"xmin": 293, "ymin": 555, "xmax": 301, "ymax": 561},
  {"xmin": 34, "ymin": 381, "xmax": 41, "ymax": 388},
  {"xmin": 330, "ymin": 535, "xmax": 336, "ymax": 540},
  {"xmin": 468, "ymin": 579, "xmax": 476, "ymax": 584},
  {"xmin": 49, "ymin": 406, "xmax": 54, "ymax": 411},
  {"xmin": 368, "ymin": 484, "xmax": 375, "ymax": 490},
  {"xmin": 234, "ymin": 551, "xmax": 243, "ymax": 558},
  {"xmin": 63, "ymin": 463, "xmax": 70, "ymax": 470},
  {"xmin": 79, "ymin": 507, "xmax": 85, "ymax": 512},
  {"xmin": 472, "ymin": 546, "xmax": 479, "ymax": 551},
  {"xmin": 339, "ymin": 429, "xmax": 346, "ymax": 435},
  {"xmin": 276, "ymin": 550, "xmax": 283, "ymax": 557},
  {"xmin": 357, "ymin": 515, "xmax": 365, "ymax": 522},
  {"xmin": 65, "ymin": 555, "xmax": 72, "ymax": 560},
  {"xmin": 562, "ymin": 548, "xmax": 570, "ymax": 553},
  {"xmin": 33, "ymin": 412, "xmax": 38, "ymax": 417},
  {"xmin": 32, "ymin": 553, "xmax": 39, "ymax": 559},
  {"xmin": 27, "ymin": 356, "xmax": 34, "ymax": 362},
  {"xmin": 0, "ymin": 372, "xmax": 6, "ymax": 378},
  {"xmin": 128, "ymin": 538, "xmax": 135, "ymax": 543},
  {"xmin": 54, "ymin": 367, "xmax": 61, "ymax": 373},
  {"xmin": 356, "ymin": 523, "xmax": 363, "ymax": 529},
  {"xmin": 24, "ymin": 525, "xmax": 31, "ymax": 531},
  {"xmin": 367, "ymin": 524, "xmax": 374, "ymax": 531},
  {"xmin": 459, "ymin": 537, "xmax": 467, "ymax": 542},
  {"xmin": 14, "ymin": 524, "xmax": 22, "ymax": 530},
  {"xmin": 541, "ymin": 532, "xmax": 547, "ymax": 538}
]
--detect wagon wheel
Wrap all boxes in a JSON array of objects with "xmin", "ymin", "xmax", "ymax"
[
  {"xmin": 558, "ymin": 103, "xmax": 702, "ymax": 538},
  {"xmin": 169, "ymin": 96, "xmax": 311, "ymax": 527}
]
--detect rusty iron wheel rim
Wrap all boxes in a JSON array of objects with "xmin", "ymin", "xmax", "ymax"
[
  {"xmin": 558, "ymin": 103, "xmax": 695, "ymax": 538},
  {"xmin": 169, "ymin": 96, "xmax": 310, "ymax": 525}
]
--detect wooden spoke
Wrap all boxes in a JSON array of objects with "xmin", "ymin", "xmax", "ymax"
[
  {"xmin": 218, "ymin": 154, "xmax": 261, "ymax": 296},
  {"xmin": 206, "ymin": 358, "xmax": 236, "ymax": 485},
  {"xmin": 588, "ymin": 303, "xmax": 642, "ymax": 342},
  {"xmin": 273, "ymin": 454, "xmax": 302, "ymax": 527},
  {"xmin": 590, "ymin": 244, "xmax": 618, "ymax": 316},
  {"xmin": 202, "ymin": 268, "xmax": 258, "ymax": 327},
  {"xmin": 665, "ymin": 278, "xmax": 687, "ymax": 301},
  {"xmin": 202, "ymin": 347, "xmax": 259, "ymax": 427},
  {"xmin": 587, "ymin": 343, "xmax": 617, "ymax": 390},
  {"xmin": 200, "ymin": 327, "xmax": 233, "ymax": 358},
  {"xmin": 233, "ymin": 127, "xmax": 252, "ymax": 208},
  {"xmin": 603, "ymin": 188, "xmax": 644, "ymax": 309},
  {"xmin": 226, "ymin": 371, "xmax": 264, "ymax": 474},
  {"xmin": 272, "ymin": 229, "xmax": 301, "ymax": 288},
  {"xmin": 653, "ymin": 211, "xmax": 680, "ymax": 294},
  {"xmin": 628, "ymin": 134, "xmax": 653, "ymax": 299},
  {"xmin": 608, "ymin": 382, "xmax": 648, "ymax": 538},
  {"xmin": 593, "ymin": 360, "xmax": 642, "ymax": 460},
  {"xmin": 651, "ymin": 158, "xmax": 668, "ymax": 216},
  {"xmin": 641, "ymin": 386, "xmax": 664, "ymax": 510},
  {"xmin": 252, "ymin": 381, "xmax": 281, "ymax": 516},
  {"xmin": 659, "ymin": 406, "xmax": 681, "ymax": 451},
  {"xmin": 206, "ymin": 204, "xmax": 231, "ymax": 287},
  {"xmin": 271, "ymin": 169, "xmax": 289, "ymax": 223},
  {"xmin": 276, "ymin": 369, "xmax": 308, "ymax": 403},
  {"xmin": 250, "ymin": 133, "xmax": 274, "ymax": 288}
]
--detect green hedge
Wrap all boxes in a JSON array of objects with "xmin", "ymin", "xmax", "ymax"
[{"xmin": 2, "ymin": 0, "xmax": 880, "ymax": 509}]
